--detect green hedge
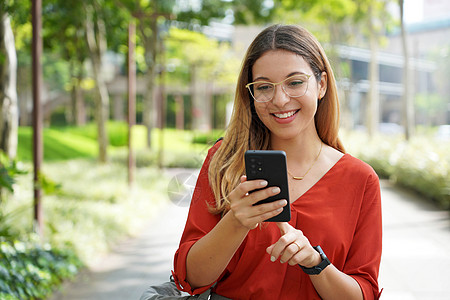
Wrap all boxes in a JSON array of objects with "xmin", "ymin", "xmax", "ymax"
[
  {"xmin": 342, "ymin": 132, "xmax": 450, "ymax": 209},
  {"xmin": 0, "ymin": 239, "xmax": 82, "ymax": 300},
  {"xmin": 192, "ymin": 130, "xmax": 449, "ymax": 208}
]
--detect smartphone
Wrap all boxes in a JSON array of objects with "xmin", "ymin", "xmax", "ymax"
[{"xmin": 244, "ymin": 150, "xmax": 291, "ymax": 222}]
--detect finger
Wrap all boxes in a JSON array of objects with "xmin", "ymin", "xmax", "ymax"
[
  {"xmin": 276, "ymin": 222, "xmax": 292, "ymax": 235},
  {"xmin": 238, "ymin": 180, "xmax": 269, "ymax": 197},
  {"xmin": 287, "ymin": 250, "xmax": 305, "ymax": 266},
  {"xmin": 246, "ymin": 186, "xmax": 281, "ymax": 205},
  {"xmin": 267, "ymin": 232, "xmax": 298, "ymax": 262},
  {"xmin": 231, "ymin": 198, "xmax": 285, "ymax": 230},
  {"xmin": 279, "ymin": 242, "xmax": 302, "ymax": 264},
  {"xmin": 252, "ymin": 200, "xmax": 287, "ymax": 218},
  {"xmin": 245, "ymin": 202, "xmax": 286, "ymax": 226}
]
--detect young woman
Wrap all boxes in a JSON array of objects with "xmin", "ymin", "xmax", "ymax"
[{"xmin": 172, "ymin": 24, "xmax": 382, "ymax": 300}]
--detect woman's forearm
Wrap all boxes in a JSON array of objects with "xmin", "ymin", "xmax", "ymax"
[
  {"xmin": 186, "ymin": 212, "xmax": 249, "ymax": 289},
  {"xmin": 310, "ymin": 264, "xmax": 363, "ymax": 300}
]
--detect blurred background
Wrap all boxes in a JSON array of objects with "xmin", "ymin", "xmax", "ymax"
[{"xmin": 0, "ymin": 0, "xmax": 449, "ymax": 299}]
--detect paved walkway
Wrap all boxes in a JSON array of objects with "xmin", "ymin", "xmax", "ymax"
[{"xmin": 50, "ymin": 173, "xmax": 450, "ymax": 300}]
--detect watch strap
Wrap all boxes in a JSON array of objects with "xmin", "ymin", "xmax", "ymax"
[{"xmin": 299, "ymin": 245, "xmax": 330, "ymax": 275}]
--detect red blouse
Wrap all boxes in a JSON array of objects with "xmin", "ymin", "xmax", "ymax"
[{"xmin": 172, "ymin": 142, "xmax": 382, "ymax": 300}]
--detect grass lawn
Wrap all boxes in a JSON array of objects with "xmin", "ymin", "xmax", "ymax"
[{"xmin": 17, "ymin": 123, "xmax": 212, "ymax": 167}]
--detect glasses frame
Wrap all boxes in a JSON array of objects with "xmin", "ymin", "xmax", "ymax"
[{"xmin": 245, "ymin": 74, "xmax": 313, "ymax": 103}]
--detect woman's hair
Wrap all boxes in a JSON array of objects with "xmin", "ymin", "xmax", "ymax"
[{"xmin": 208, "ymin": 24, "xmax": 345, "ymax": 215}]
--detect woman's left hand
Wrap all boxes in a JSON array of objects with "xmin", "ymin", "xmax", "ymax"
[{"xmin": 266, "ymin": 222, "xmax": 321, "ymax": 268}]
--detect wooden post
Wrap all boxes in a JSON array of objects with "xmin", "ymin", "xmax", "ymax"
[
  {"xmin": 127, "ymin": 21, "xmax": 136, "ymax": 187},
  {"xmin": 32, "ymin": 0, "xmax": 43, "ymax": 236},
  {"xmin": 175, "ymin": 94, "xmax": 184, "ymax": 130},
  {"xmin": 157, "ymin": 35, "xmax": 166, "ymax": 169}
]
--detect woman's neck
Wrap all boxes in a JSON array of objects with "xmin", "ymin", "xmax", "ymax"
[{"xmin": 270, "ymin": 132, "xmax": 323, "ymax": 166}]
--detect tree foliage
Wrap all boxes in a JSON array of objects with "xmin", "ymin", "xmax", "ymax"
[{"xmin": 166, "ymin": 27, "xmax": 239, "ymax": 83}]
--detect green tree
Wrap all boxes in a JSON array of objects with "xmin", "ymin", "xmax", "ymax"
[
  {"xmin": 166, "ymin": 27, "xmax": 239, "ymax": 130},
  {"xmin": 43, "ymin": 0, "xmax": 130, "ymax": 162},
  {"xmin": 0, "ymin": 1, "xmax": 22, "ymax": 159},
  {"xmin": 43, "ymin": 1, "xmax": 89, "ymax": 126},
  {"xmin": 116, "ymin": 0, "xmax": 174, "ymax": 148},
  {"xmin": 274, "ymin": 0, "xmax": 358, "ymax": 130},
  {"xmin": 274, "ymin": 0, "xmax": 395, "ymax": 134},
  {"xmin": 353, "ymin": 0, "xmax": 392, "ymax": 137}
]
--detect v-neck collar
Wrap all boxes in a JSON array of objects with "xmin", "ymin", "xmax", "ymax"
[{"xmin": 291, "ymin": 153, "xmax": 348, "ymax": 204}]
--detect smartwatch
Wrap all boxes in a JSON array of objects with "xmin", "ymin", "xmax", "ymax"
[{"xmin": 299, "ymin": 245, "xmax": 330, "ymax": 275}]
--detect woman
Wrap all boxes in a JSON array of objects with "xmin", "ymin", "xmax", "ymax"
[{"xmin": 172, "ymin": 24, "xmax": 382, "ymax": 300}]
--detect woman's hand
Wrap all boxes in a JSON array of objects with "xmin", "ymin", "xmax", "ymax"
[
  {"xmin": 228, "ymin": 175, "xmax": 287, "ymax": 230},
  {"xmin": 266, "ymin": 222, "xmax": 321, "ymax": 267}
]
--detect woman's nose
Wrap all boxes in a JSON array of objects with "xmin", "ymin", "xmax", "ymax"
[{"xmin": 271, "ymin": 85, "xmax": 290, "ymax": 107}]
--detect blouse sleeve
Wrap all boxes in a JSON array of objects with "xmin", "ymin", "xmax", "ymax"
[
  {"xmin": 343, "ymin": 165, "xmax": 383, "ymax": 300},
  {"xmin": 171, "ymin": 142, "xmax": 222, "ymax": 295}
]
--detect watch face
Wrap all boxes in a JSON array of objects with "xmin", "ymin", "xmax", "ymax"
[{"xmin": 314, "ymin": 246, "xmax": 325, "ymax": 259}]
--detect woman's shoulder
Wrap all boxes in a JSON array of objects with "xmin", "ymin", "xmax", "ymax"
[
  {"xmin": 339, "ymin": 152, "xmax": 379, "ymax": 182},
  {"xmin": 206, "ymin": 138, "xmax": 223, "ymax": 157},
  {"xmin": 201, "ymin": 138, "xmax": 223, "ymax": 168}
]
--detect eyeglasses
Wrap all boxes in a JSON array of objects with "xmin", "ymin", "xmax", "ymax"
[{"xmin": 245, "ymin": 74, "xmax": 312, "ymax": 103}]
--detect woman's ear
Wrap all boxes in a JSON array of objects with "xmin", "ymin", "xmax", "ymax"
[{"xmin": 318, "ymin": 71, "xmax": 327, "ymax": 99}]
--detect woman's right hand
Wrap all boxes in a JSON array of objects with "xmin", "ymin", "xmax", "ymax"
[{"xmin": 228, "ymin": 175, "xmax": 287, "ymax": 230}]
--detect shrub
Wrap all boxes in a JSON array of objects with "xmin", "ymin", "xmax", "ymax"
[
  {"xmin": 5, "ymin": 158, "xmax": 169, "ymax": 265},
  {"xmin": 389, "ymin": 138, "xmax": 449, "ymax": 208},
  {"xmin": 0, "ymin": 239, "xmax": 82, "ymax": 300},
  {"xmin": 191, "ymin": 130, "xmax": 224, "ymax": 145},
  {"xmin": 342, "ymin": 131, "xmax": 450, "ymax": 209}
]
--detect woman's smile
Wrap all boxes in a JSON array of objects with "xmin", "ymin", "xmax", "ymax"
[{"xmin": 271, "ymin": 109, "xmax": 300, "ymax": 123}]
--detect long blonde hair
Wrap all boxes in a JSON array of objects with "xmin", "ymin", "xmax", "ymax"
[{"xmin": 208, "ymin": 24, "xmax": 345, "ymax": 215}]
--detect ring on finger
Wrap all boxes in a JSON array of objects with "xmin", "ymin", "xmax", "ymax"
[{"xmin": 292, "ymin": 242, "xmax": 302, "ymax": 252}]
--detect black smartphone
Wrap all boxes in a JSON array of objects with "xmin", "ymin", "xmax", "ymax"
[{"xmin": 244, "ymin": 150, "xmax": 291, "ymax": 222}]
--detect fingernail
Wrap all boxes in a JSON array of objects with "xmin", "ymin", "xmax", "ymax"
[
  {"xmin": 270, "ymin": 256, "xmax": 276, "ymax": 262},
  {"xmin": 260, "ymin": 181, "xmax": 268, "ymax": 186},
  {"xmin": 280, "ymin": 260, "xmax": 285, "ymax": 264},
  {"xmin": 278, "ymin": 200, "xmax": 286, "ymax": 206},
  {"xmin": 272, "ymin": 187, "xmax": 280, "ymax": 194}
]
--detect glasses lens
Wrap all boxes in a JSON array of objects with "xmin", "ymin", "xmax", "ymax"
[
  {"xmin": 283, "ymin": 75, "xmax": 309, "ymax": 97},
  {"xmin": 247, "ymin": 75, "xmax": 310, "ymax": 102},
  {"xmin": 249, "ymin": 82, "xmax": 274, "ymax": 102}
]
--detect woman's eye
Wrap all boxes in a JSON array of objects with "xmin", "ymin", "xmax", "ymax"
[
  {"xmin": 256, "ymin": 84, "xmax": 273, "ymax": 91},
  {"xmin": 288, "ymin": 80, "xmax": 304, "ymax": 87}
]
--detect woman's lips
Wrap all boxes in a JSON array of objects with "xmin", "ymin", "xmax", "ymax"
[{"xmin": 271, "ymin": 109, "xmax": 300, "ymax": 124}]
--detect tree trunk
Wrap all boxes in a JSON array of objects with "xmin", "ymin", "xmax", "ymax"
[
  {"xmin": 0, "ymin": 13, "xmax": 18, "ymax": 159},
  {"xmin": 113, "ymin": 94, "xmax": 124, "ymax": 121},
  {"xmin": 367, "ymin": 3, "xmax": 380, "ymax": 137},
  {"xmin": 190, "ymin": 64, "xmax": 199, "ymax": 130},
  {"xmin": 175, "ymin": 94, "xmax": 184, "ymax": 130},
  {"xmin": 140, "ymin": 17, "xmax": 158, "ymax": 148},
  {"xmin": 68, "ymin": 60, "xmax": 76, "ymax": 125},
  {"xmin": 68, "ymin": 60, "xmax": 86, "ymax": 125},
  {"xmin": 399, "ymin": 0, "xmax": 414, "ymax": 140},
  {"xmin": 85, "ymin": 3, "xmax": 109, "ymax": 162},
  {"xmin": 327, "ymin": 23, "xmax": 353, "ymax": 130},
  {"xmin": 75, "ymin": 67, "xmax": 86, "ymax": 125}
]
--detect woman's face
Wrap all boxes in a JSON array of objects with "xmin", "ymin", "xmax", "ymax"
[{"xmin": 250, "ymin": 49, "xmax": 327, "ymax": 143}]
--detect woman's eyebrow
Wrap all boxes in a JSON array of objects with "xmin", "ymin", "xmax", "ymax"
[
  {"xmin": 253, "ymin": 72, "xmax": 308, "ymax": 82},
  {"xmin": 287, "ymin": 71, "xmax": 308, "ymax": 77},
  {"xmin": 252, "ymin": 76, "xmax": 271, "ymax": 82}
]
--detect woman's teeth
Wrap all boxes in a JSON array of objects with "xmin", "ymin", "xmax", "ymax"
[{"xmin": 273, "ymin": 110, "xmax": 297, "ymax": 119}]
